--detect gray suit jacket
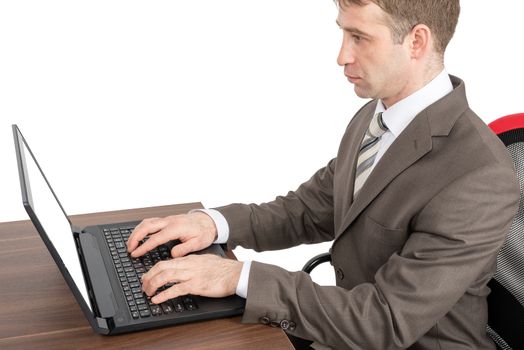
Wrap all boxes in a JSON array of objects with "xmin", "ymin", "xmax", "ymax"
[{"xmin": 216, "ymin": 76, "xmax": 520, "ymax": 349}]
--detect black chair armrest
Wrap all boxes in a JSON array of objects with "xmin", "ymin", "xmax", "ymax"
[{"xmin": 302, "ymin": 253, "xmax": 332, "ymax": 274}]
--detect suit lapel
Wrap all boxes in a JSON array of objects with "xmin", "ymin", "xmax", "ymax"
[
  {"xmin": 335, "ymin": 75, "xmax": 469, "ymax": 239},
  {"xmin": 336, "ymin": 110, "xmax": 433, "ymax": 238},
  {"xmin": 335, "ymin": 102, "xmax": 377, "ymax": 218}
]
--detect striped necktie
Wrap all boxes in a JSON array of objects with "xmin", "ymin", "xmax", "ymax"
[{"xmin": 353, "ymin": 112, "xmax": 388, "ymax": 198}]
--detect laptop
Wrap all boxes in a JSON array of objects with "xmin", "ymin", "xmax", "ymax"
[{"xmin": 12, "ymin": 124, "xmax": 245, "ymax": 335}]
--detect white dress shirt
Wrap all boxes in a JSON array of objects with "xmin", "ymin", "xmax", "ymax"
[
  {"xmin": 369, "ymin": 69, "xmax": 453, "ymax": 173},
  {"xmin": 194, "ymin": 69, "xmax": 453, "ymax": 299}
]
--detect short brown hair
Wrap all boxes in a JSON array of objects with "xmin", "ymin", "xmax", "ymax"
[{"xmin": 335, "ymin": 0, "xmax": 460, "ymax": 55}]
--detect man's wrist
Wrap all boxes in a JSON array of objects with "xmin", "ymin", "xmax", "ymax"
[
  {"xmin": 189, "ymin": 208, "xmax": 230, "ymax": 243},
  {"xmin": 188, "ymin": 210, "xmax": 218, "ymax": 240}
]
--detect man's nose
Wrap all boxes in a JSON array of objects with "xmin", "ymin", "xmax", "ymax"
[{"xmin": 337, "ymin": 40, "xmax": 356, "ymax": 66}]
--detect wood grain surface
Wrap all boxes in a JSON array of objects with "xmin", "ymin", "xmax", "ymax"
[{"xmin": 0, "ymin": 203, "xmax": 293, "ymax": 350}]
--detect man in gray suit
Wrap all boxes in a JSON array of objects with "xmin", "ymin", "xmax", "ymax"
[{"xmin": 127, "ymin": 0, "xmax": 520, "ymax": 348}]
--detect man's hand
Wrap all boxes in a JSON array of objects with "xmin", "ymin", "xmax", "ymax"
[
  {"xmin": 127, "ymin": 212, "xmax": 217, "ymax": 258},
  {"xmin": 141, "ymin": 254, "xmax": 243, "ymax": 303}
]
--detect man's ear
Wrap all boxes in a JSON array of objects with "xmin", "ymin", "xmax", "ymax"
[{"xmin": 408, "ymin": 24, "xmax": 432, "ymax": 59}]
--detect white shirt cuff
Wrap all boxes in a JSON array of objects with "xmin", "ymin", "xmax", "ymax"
[
  {"xmin": 189, "ymin": 208, "xmax": 230, "ymax": 244},
  {"xmin": 236, "ymin": 260, "xmax": 251, "ymax": 298}
]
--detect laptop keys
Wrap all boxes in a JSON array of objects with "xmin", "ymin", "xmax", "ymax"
[
  {"xmin": 161, "ymin": 302, "xmax": 174, "ymax": 314},
  {"xmin": 139, "ymin": 309, "xmax": 151, "ymax": 318},
  {"xmin": 183, "ymin": 296, "xmax": 198, "ymax": 311},
  {"xmin": 151, "ymin": 305, "xmax": 162, "ymax": 316},
  {"xmin": 173, "ymin": 300, "xmax": 184, "ymax": 313},
  {"xmin": 104, "ymin": 225, "xmax": 203, "ymax": 319}
]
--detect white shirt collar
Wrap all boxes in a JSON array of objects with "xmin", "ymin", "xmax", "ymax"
[{"xmin": 374, "ymin": 69, "xmax": 453, "ymax": 137}]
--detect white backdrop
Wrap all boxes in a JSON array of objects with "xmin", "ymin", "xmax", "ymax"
[{"xmin": 1, "ymin": 1, "xmax": 523, "ymax": 285}]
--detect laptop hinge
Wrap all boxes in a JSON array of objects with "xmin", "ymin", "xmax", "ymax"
[
  {"xmin": 77, "ymin": 231, "xmax": 118, "ymax": 320},
  {"xmin": 72, "ymin": 229, "xmax": 112, "ymax": 334},
  {"xmin": 73, "ymin": 229, "xmax": 103, "ymax": 318}
]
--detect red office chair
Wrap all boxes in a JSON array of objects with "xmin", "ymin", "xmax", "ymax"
[
  {"xmin": 302, "ymin": 113, "xmax": 524, "ymax": 350},
  {"xmin": 486, "ymin": 113, "xmax": 524, "ymax": 350}
]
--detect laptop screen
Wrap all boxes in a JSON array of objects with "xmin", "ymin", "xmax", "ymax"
[{"xmin": 13, "ymin": 126, "xmax": 92, "ymax": 312}]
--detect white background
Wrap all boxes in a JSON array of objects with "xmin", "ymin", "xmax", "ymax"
[{"xmin": 1, "ymin": 1, "xmax": 523, "ymax": 285}]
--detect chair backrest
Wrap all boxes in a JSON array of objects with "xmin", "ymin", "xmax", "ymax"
[{"xmin": 487, "ymin": 113, "xmax": 524, "ymax": 350}]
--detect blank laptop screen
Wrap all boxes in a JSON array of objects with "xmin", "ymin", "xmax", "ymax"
[{"xmin": 15, "ymin": 127, "xmax": 92, "ymax": 311}]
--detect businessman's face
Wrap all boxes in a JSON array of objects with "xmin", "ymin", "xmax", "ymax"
[{"xmin": 336, "ymin": 2, "xmax": 412, "ymax": 107}]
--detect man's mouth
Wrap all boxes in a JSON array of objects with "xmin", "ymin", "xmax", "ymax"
[{"xmin": 346, "ymin": 75, "xmax": 361, "ymax": 83}]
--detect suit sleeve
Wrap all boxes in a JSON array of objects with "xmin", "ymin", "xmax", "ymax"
[
  {"xmin": 239, "ymin": 164, "xmax": 520, "ymax": 349},
  {"xmin": 214, "ymin": 158, "xmax": 337, "ymax": 252}
]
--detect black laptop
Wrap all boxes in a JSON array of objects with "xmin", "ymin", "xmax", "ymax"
[{"xmin": 12, "ymin": 124, "xmax": 245, "ymax": 335}]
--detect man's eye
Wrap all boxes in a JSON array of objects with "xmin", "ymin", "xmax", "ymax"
[{"xmin": 352, "ymin": 35, "xmax": 362, "ymax": 43}]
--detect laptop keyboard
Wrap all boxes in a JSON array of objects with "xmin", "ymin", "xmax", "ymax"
[{"xmin": 103, "ymin": 226, "xmax": 198, "ymax": 319}]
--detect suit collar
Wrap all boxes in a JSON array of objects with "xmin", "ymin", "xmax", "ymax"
[
  {"xmin": 335, "ymin": 75, "xmax": 469, "ymax": 238},
  {"xmin": 426, "ymin": 75, "xmax": 469, "ymax": 136},
  {"xmin": 378, "ymin": 69, "xmax": 453, "ymax": 138}
]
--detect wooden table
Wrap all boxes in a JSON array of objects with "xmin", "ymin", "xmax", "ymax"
[{"xmin": 0, "ymin": 203, "xmax": 293, "ymax": 350}]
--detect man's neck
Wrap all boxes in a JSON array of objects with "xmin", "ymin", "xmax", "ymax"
[
  {"xmin": 383, "ymin": 64, "xmax": 444, "ymax": 109},
  {"xmin": 375, "ymin": 68, "xmax": 453, "ymax": 139}
]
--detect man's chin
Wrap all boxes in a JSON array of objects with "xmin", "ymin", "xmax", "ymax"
[{"xmin": 353, "ymin": 86, "xmax": 373, "ymax": 99}]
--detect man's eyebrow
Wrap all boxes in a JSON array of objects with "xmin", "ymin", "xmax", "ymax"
[{"xmin": 335, "ymin": 20, "xmax": 370, "ymax": 37}]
